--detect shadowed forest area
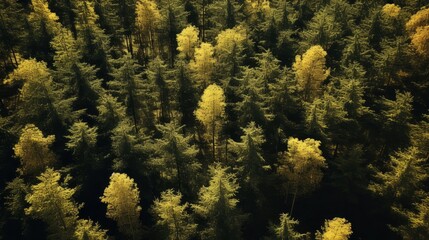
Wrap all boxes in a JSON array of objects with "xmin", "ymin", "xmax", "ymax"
[{"xmin": 0, "ymin": 0, "xmax": 429, "ymax": 239}]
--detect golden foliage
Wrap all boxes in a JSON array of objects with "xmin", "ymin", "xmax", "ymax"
[{"xmin": 14, "ymin": 124, "xmax": 56, "ymax": 175}]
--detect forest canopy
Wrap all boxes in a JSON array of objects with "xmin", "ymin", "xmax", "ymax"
[{"xmin": 0, "ymin": 0, "xmax": 429, "ymax": 239}]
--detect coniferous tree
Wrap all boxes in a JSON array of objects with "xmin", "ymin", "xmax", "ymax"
[
  {"xmin": 65, "ymin": 121, "xmax": 98, "ymax": 167},
  {"xmin": 25, "ymin": 168, "xmax": 80, "ymax": 240},
  {"xmin": 51, "ymin": 28, "xmax": 103, "ymax": 117},
  {"xmin": 158, "ymin": 0, "xmax": 188, "ymax": 66},
  {"xmin": 146, "ymin": 57, "xmax": 172, "ymax": 123},
  {"xmin": 193, "ymin": 163, "xmax": 242, "ymax": 240},
  {"xmin": 100, "ymin": 172, "xmax": 142, "ymax": 240},
  {"xmin": 4, "ymin": 59, "xmax": 77, "ymax": 133},
  {"xmin": 110, "ymin": 54, "xmax": 154, "ymax": 133},
  {"xmin": 150, "ymin": 122, "xmax": 201, "ymax": 194},
  {"xmin": 74, "ymin": 219, "xmax": 108, "ymax": 240},
  {"xmin": 152, "ymin": 189, "xmax": 197, "ymax": 240},
  {"xmin": 271, "ymin": 213, "xmax": 307, "ymax": 240},
  {"xmin": 74, "ymin": 0, "xmax": 112, "ymax": 81},
  {"xmin": 135, "ymin": 0, "xmax": 162, "ymax": 61}
]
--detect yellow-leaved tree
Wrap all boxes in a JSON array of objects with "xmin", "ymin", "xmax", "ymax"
[
  {"xmin": 135, "ymin": 0, "xmax": 161, "ymax": 58},
  {"xmin": 316, "ymin": 217, "xmax": 353, "ymax": 240},
  {"xmin": 406, "ymin": 8, "xmax": 429, "ymax": 56},
  {"xmin": 14, "ymin": 124, "xmax": 56, "ymax": 175},
  {"xmin": 277, "ymin": 137, "xmax": 326, "ymax": 214},
  {"xmin": 293, "ymin": 45, "xmax": 330, "ymax": 101},
  {"xmin": 100, "ymin": 172, "xmax": 142, "ymax": 240},
  {"xmin": 189, "ymin": 42, "xmax": 216, "ymax": 89},
  {"xmin": 25, "ymin": 168, "xmax": 80, "ymax": 240},
  {"xmin": 177, "ymin": 25, "xmax": 199, "ymax": 60},
  {"xmin": 195, "ymin": 84, "xmax": 226, "ymax": 161}
]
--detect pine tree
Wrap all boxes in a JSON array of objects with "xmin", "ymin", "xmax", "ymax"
[
  {"xmin": 5, "ymin": 177, "xmax": 30, "ymax": 218},
  {"xmin": 152, "ymin": 189, "xmax": 197, "ymax": 240},
  {"xmin": 316, "ymin": 217, "xmax": 352, "ymax": 240},
  {"xmin": 158, "ymin": 0, "xmax": 188, "ymax": 66},
  {"xmin": 236, "ymin": 67, "xmax": 268, "ymax": 127},
  {"xmin": 110, "ymin": 53, "xmax": 154, "ymax": 133},
  {"xmin": 175, "ymin": 61, "xmax": 198, "ymax": 128},
  {"xmin": 135, "ymin": 0, "xmax": 162, "ymax": 60},
  {"xmin": 96, "ymin": 94, "xmax": 126, "ymax": 132},
  {"xmin": 27, "ymin": 0, "xmax": 62, "ymax": 62},
  {"xmin": 271, "ymin": 213, "xmax": 306, "ymax": 240},
  {"xmin": 293, "ymin": 45, "xmax": 330, "ymax": 101},
  {"xmin": 150, "ymin": 122, "xmax": 201, "ymax": 194},
  {"xmin": 277, "ymin": 137, "xmax": 326, "ymax": 214},
  {"xmin": 229, "ymin": 122, "xmax": 267, "ymax": 191},
  {"xmin": 25, "ymin": 168, "xmax": 80, "ymax": 240},
  {"xmin": 4, "ymin": 59, "xmax": 77, "ymax": 133},
  {"xmin": 146, "ymin": 57, "xmax": 172, "ymax": 123},
  {"xmin": 110, "ymin": 120, "xmax": 145, "ymax": 171},
  {"xmin": 396, "ymin": 196, "xmax": 429, "ymax": 240},
  {"xmin": 74, "ymin": 0, "xmax": 112, "ymax": 81},
  {"xmin": 74, "ymin": 219, "xmax": 108, "ymax": 240},
  {"xmin": 65, "ymin": 121, "xmax": 98, "ymax": 166},
  {"xmin": 193, "ymin": 163, "xmax": 242, "ymax": 240},
  {"xmin": 14, "ymin": 124, "xmax": 56, "ymax": 176},
  {"xmin": 51, "ymin": 28, "xmax": 104, "ymax": 117},
  {"xmin": 368, "ymin": 147, "xmax": 427, "ymax": 204},
  {"xmin": 195, "ymin": 84, "xmax": 226, "ymax": 161},
  {"xmin": 100, "ymin": 172, "xmax": 142, "ymax": 240}
]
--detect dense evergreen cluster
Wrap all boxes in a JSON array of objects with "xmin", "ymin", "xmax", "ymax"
[{"xmin": 0, "ymin": 0, "xmax": 428, "ymax": 239}]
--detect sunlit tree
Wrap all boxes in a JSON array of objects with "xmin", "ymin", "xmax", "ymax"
[
  {"xmin": 195, "ymin": 84, "xmax": 226, "ymax": 161},
  {"xmin": 193, "ymin": 163, "xmax": 242, "ymax": 240},
  {"xmin": 14, "ymin": 124, "xmax": 56, "ymax": 175},
  {"xmin": 293, "ymin": 45, "xmax": 330, "ymax": 101},
  {"xmin": 25, "ymin": 168, "xmax": 80, "ymax": 240},
  {"xmin": 152, "ymin": 189, "xmax": 197, "ymax": 240},
  {"xmin": 316, "ymin": 217, "xmax": 352, "ymax": 240},
  {"xmin": 189, "ymin": 42, "xmax": 216, "ymax": 89},
  {"xmin": 277, "ymin": 137, "xmax": 326, "ymax": 214},
  {"xmin": 100, "ymin": 172, "xmax": 142, "ymax": 239},
  {"xmin": 177, "ymin": 25, "xmax": 199, "ymax": 60}
]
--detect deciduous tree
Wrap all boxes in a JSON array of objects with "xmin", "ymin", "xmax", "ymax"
[{"xmin": 100, "ymin": 172, "xmax": 142, "ymax": 240}]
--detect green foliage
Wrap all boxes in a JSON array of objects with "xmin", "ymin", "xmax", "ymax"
[
  {"xmin": 4, "ymin": 59, "xmax": 78, "ymax": 132},
  {"xmin": 65, "ymin": 121, "xmax": 98, "ymax": 165},
  {"xmin": 271, "ymin": 213, "xmax": 306, "ymax": 240},
  {"xmin": 369, "ymin": 147, "xmax": 427, "ymax": 203},
  {"xmin": 5, "ymin": 177, "xmax": 29, "ymax": 218},
  {"xmin": 152, "ymin": 189, "xmax": 197, "ymax": 240},
  {"xmin": 150, "ymin": 122, "xmax": 201, "ymax": 193},
  {"xmin": 193, "ymin": 163, "xmax": 242, "ymax": 240},
  {"xmin": 229, "ymin": 122, "xmax": 268, "ymax": 190}
]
